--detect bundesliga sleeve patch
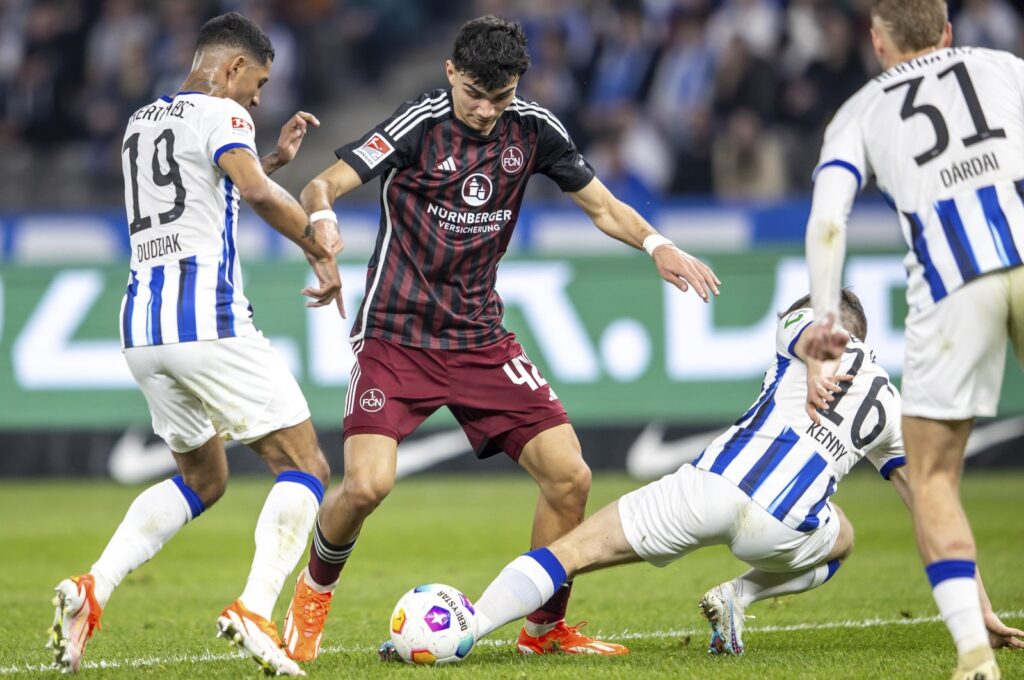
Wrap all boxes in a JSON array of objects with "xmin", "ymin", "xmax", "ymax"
[
  {"xmin": 352, "ymin": 132, "xmax": 395, "ymax": 169},
  {"xmin": 231, "ymin": 116, "xmax": 253, "ymax": 133}
]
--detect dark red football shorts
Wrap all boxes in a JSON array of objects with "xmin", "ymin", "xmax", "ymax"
[{"xmin": 342, "ymin": 335, "xmax": 569, "ymax": 461}]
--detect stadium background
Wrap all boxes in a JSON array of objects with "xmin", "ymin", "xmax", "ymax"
[{"xmin": 1, "ymin": 0, "xmax": 1023, "ymax": 481}]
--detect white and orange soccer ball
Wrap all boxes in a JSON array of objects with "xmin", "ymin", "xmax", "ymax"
[{"xmin": 388, "ymin": 583, "xmax": 477, "ymax": 665}]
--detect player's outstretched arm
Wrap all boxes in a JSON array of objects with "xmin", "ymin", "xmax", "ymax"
[
  {"xmin": 790, "ymin": 324, "xmax": 852, "ymax": 424},
  {"xmin": 804, "ymin": 167, "xmax": 857, "ymax": 360},
  {"xmin": 294, "ymin": 160, "xmax": 365, "ymax": 318},
  {"xmin": 569, "ymin": 177, "xmax": 720, "ymax": 302},
  {"xmin": 219, "ymin": 148, "xmax": 333, "ymax": 259},
  {"xmin": 978, "ymin": 572, "xmax": 1024, "ymax": 649},
  {"xmin": 261, "ymin": 111, "xmax": 320, "ymax": 175},
  {"xmin": 219, "ymin": 148, "xmax": 343, "ymax": 312}
]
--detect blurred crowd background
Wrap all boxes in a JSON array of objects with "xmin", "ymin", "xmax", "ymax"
[{"xmin": 0, "ymin": 0, "xmax": 1022, "ymax": 209}]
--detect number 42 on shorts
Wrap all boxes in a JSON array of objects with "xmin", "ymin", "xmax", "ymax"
[{"xmin": 502, "ymin": 355, "xmax": 559, "ymax": 401}]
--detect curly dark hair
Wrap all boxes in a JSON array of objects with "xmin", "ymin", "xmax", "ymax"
[
  {"xmin": 196, "ymin": 12, "xmax": 274, "ymax": 64},
  {"xmin": 452, "ymin": 16, "xmax": 530, "ymax": 90},
  {"xmin": 781, "ymin": 289, "xmax": 868, "ymax": 341}
]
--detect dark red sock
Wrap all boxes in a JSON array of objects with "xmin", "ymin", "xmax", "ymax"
[
  {"xmin": 527, "ymin": 580, "xmax": 573, "ymax": 625},
  {"xmin": 307, "ymin": 521, "xmax": 357, "ymax": 587}
]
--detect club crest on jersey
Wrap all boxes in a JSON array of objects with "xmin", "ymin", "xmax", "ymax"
[
  {"xmin": 501, "ymin": 146, "xmax": 525, "ymax": 175},
  {"xmin": 461, "ymin": 174, "xmax": 493, "ymax": 207},
  {"xmin": 359, "ymin": 388, "xmax": 386, "ymax": 413},
  {"xmin": 230, "ymin": 117, "xmax": 253, "ymax": 132},
  {"xmin": 353, "ymin": 133, "xmax": 395, "ymax": 169}
]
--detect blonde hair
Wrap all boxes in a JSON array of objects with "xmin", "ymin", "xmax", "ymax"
[{"xmin": 871, "ymin": 0, "xmax": 947, "ymax": 53}]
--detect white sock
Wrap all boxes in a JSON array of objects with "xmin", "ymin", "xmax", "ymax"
[
  {"xmin": 239, "ymin": 473, "xmax": 322, "ymax": 620},
  {"xmin": 926, "ymin": 559, "xmax": 989, "ymax": 656},
  {"xmin": 90, "ymin": 477, "xmax": 201, "ymax": 606},
  {"xmin": 474, "ymin": 549, "xmax": 566, "ymax": 638},
  {"xmin": 932, "ymin": 579, "xmax": 989, "ymax": 655},
  {"xmin": 730, "ymin": 559, "xmax": 841, "ymax": 609}
]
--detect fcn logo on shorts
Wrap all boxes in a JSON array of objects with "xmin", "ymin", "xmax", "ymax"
[{"xmin": 359, "ymin": 388, "xmax": 386, "ymax": 412}]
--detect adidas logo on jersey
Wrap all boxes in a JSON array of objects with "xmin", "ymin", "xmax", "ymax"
[{"xmin": 436, "ymin": 156, "xmax": 457, "ymax": 172}]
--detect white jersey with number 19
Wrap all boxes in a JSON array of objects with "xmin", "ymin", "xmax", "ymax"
[
  {"xmin": 119, "ymin": 91, "xmax": 259, "ymax": 349},
  {"xmin": 815, "ymin": 47, "xmax": 1024, "ymax": 312}
]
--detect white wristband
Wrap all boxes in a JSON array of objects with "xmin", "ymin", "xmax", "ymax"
[
  {"xmin": 309, "ymin": 209, "xmax": 338, "ymax": 224},
  {"xmin": 642, "ymin": 234, "xmax": 674, "ymax": 256}
]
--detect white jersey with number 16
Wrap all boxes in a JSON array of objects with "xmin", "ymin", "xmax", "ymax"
[
  {"xmin": 119, "ymin": 91, "xmax": 259, "ymax": 349},
  {"xmin": 815, "ymin": 47, "xmax": 1024, "ymax": 312}
]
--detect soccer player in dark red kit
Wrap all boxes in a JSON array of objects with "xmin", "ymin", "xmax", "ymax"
[{"xmin": 282, "ymin": 15, "xmax": 720, "ymax": 661}]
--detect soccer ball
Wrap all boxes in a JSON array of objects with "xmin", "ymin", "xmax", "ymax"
[{"xmin": 389, "ymin": 583, "xmax": 478, "ymax": 665}]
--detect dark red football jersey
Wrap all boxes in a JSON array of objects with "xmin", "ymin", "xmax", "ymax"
[{"xmin": 336, "ymin": 89, "xmax": 595, "ymax": 350}]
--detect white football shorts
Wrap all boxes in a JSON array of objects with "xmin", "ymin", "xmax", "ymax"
[
  {"xmin": 124, "ymin": 331, "xmax": 310, "ymax": 453},
  {"xmin": 617, "ymin": 464, "xmax": 840, "ymax": 573},
  {"xmin": 902, "ymin": 267, "xmax": 1024, "ymax": 420}
]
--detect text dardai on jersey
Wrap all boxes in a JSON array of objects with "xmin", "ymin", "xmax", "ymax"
[{"xmin": 939, "ymin": 151, "xmax": 999, "ymax": 189}]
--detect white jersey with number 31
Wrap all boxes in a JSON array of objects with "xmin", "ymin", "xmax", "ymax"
[
  {"xmin": 816, "ymin": 47, "xmax": 1024, "ymax": 311},
  {"xmin": 119, "ymin": 91, "xmax": 259, "ymax": 349}
]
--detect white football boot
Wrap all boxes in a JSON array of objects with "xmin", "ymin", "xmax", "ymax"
[{"xmin": 699, "ymin": 582, "xmax": 746, "ymax": 655}]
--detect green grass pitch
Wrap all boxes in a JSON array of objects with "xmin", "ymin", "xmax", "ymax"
[{"xmin": 1, "ymin": 471, "xmax": 1021, "ymax": 678}]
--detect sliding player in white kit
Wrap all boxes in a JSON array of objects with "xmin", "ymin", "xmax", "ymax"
[
  {"xmin": 405, "ymin": 291, "xmax": 929, "ymax": 659},
  {"xmin": 801, "ymin": 2, "xmax": 1024, "ymax": 678},
  {"xmin": 47, "ymin": 13, "xmax": 343, "ymax": 676}
]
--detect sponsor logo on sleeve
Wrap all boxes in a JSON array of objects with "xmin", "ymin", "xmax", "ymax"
[
  {"xmin": 231, "ymin": 116, "xmax": 253, "ymax": 133},
  {"xmin": 352, "ymin": 132, "xmax": 395, "ymax": 169},
  {"xmin": 501, "ymin": 146, "xmax": 525, "ymax": 174}
]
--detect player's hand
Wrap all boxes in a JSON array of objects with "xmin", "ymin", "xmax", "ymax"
[
  {"xmin": 652, "ymin": 245, "xmax": 720, "ymax": 303},
  {"xmin": 803, "ymin": 315, "xmax": 849, "ymax": 361},
  {"xmin": 273, "ymin": 111, "xmax": 320, "ymax": 167},
  {"xmin": 805, "ymin": 372, "xmax": 853, "ymax": 424},
  {"xmin": 984, "ymin": 608, "xmax": 1024, "ymax": 649},
  {"xmin": 301, "ymin": 218, "xmax": 345, "ymax": 317}
]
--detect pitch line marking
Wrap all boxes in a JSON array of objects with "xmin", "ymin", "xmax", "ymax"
[{"xmin": 5, "ymin": 610, "xmax": 1022, "ymax": 675}]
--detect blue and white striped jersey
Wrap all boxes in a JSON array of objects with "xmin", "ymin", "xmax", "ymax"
[
  {"xmin": 815, "ymin": 47, "xmax": 1024, "ymax": 312},
  {"xmin": 119, "ymin": 92, "xmax": 258, "ymax": 348},
  {"xmin": 693, "ymin": 309, "xmax": 905, "ymax": 533}
]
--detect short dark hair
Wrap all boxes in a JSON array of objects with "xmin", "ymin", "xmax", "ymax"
[
  {"xmin": 452, "ymin": 16, "xmax": 530, "ymax": 91},
  {"xmin": 196, "ymin": 12, "xmax": 274, "ymax": 64},
  {"xmin": 871, "ymin": 0, "xmax": 947, "ymax": 52},
  {"xmin": 781, "ymin": 289, "xmax": 868, "ymax": 341}
]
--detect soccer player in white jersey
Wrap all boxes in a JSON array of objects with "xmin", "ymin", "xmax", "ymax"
[
  {"xmin": 47, "ymin": 13, "xmax": 343, "ymax": 676},
  {"xmin": 801, "ymin": 1, "xmax": 1024, "ymax": 678},
  {"xmin": 384, "ymin": 291, "xmax": 971, "ymax": 659}
]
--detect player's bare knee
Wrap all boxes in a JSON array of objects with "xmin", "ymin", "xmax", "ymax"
[
  {"xmin": 568, "ymin": 462, "xmax": 592, "ymax": 504},
  {"xmin": 541, "ymin": 460, "xmax": 591, "ymax": 510},
  {"xmin": 341, "ymin": 473, "xmax": 393, "ymax": 515}
]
